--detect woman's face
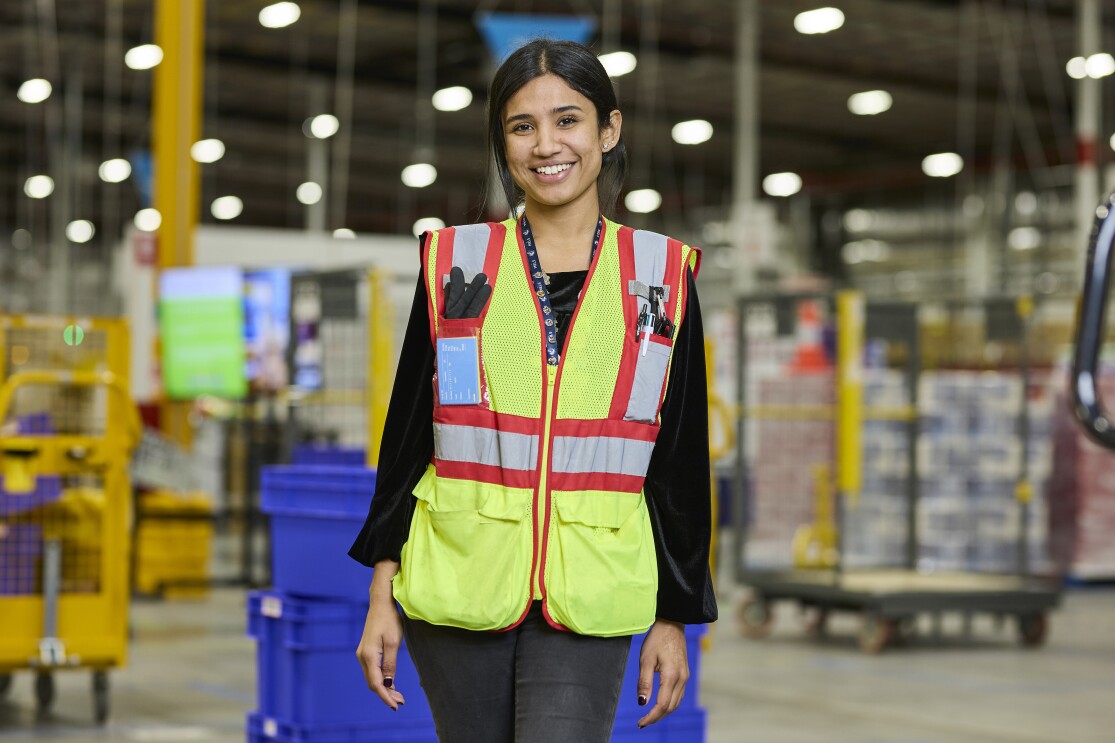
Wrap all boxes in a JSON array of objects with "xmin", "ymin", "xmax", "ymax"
[{"xmin": 502, "ymin": 73, "xmax": 621, "ymax": 214}]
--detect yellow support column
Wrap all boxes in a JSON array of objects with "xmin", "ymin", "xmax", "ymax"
[
  {"xmin": 367, "ymin": 270, "xmax": 396, "ymax": 468},
  {"xmin": 154, "ymin": 0, "xmax": 205, "ymax": 446},
  {"xmin": 836, "ymin": 291, "xmax": 865, "ymax": 506}
]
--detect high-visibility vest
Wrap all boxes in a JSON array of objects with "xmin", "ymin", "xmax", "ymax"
[{"xmin": 392, "ymin": 216, "xmax": 701, "ymax": 637}]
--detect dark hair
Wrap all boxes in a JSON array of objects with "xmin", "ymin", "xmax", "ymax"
[{"xmin": 481, "ymin": 39, "xmax": 627, "ymax": 218}]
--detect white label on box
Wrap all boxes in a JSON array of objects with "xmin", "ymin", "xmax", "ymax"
[
  {"xmin": 263, "ymin": 718, "xmax": 278, "ymax": 738},
  {"xmin": 261, "ymin": 597, "xmax": 283, "ymax": 619}
]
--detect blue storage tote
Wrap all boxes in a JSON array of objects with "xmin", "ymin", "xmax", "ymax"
[
  {"xmin": 261, "ymin": 465, "xmax": 376, "ymax": 600},
  {"xmin": 611, "ymin": 708, "xmax": 707, "ymax": 743},
  {"xmin": 248, "ymin": 591, "xmax": 434, "ymax": 730},
  {"xmin": 0, "ymin": 475, "xmax": 62, "ymax": 516},
  {"xmin": 247, "ymin": 712, "xmax": 437, "ymax": 743},
  {"xmin": 0, "ymin": 523, "xmax": 41, "ymax": 595},
  {"xmin": 291, "ymin": 446, "xmax": 368, "ymax": 468}
]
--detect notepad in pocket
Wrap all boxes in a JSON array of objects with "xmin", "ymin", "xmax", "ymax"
[{"xmin": 436, "ymin": 336, "xmax": 482, "ymax": 405}]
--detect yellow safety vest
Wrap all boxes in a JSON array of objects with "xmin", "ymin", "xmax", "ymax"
[{"xmin": 392, "ymin": 216, "xmax": 700, "ymax": 637}]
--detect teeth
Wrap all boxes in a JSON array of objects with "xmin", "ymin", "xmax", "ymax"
[{"xmin": 536, "ymin": 164, "xmax": 571, "ymax": 175}]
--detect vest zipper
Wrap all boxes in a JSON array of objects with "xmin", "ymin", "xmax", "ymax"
[{"xmin": 531, "ymin": 363, "xmax": 557, "ymax": 600}]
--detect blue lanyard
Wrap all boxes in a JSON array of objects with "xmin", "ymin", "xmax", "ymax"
[{"xmin": 520, "ymin": 214, "xmax": 604, "ymax": 366}]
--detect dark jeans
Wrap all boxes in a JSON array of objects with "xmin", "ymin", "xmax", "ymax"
[{"xmin": 400, "ymin": 601, "xmax": 632, "ymax": 743}]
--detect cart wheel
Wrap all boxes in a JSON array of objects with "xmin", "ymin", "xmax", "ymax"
[
  {"xmin": 859, "ymin": 613, "xmax": 896, "ymax": 654},
  {"xmin": 0, "ymin": 673, "xmax": 12, "ymax": 699},
  {"xmin": 736, "ymin": 595, "xmax": 774, "ymax": 639},
  {"xmin": 92, "ymin": 671, "xmax": 110, "ymax": 724},
  {"xmin": 803, "ymin": 608, "xmax": 830, "ymax": 638},
  {"xmin": 1017, "ymin": 613, "xmax": 1049, "ymax": 648},
  {"xmin": 34, "ymin": 672, "xmax": 54, "ymax": 713}
]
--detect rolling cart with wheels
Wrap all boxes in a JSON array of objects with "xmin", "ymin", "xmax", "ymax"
[{"xmin": 0, "ymin": 316, "xmax": 140, "ymax": 722}]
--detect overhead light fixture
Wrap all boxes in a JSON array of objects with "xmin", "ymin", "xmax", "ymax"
[
  {"xmin": 296, "ymin": 182, "xmax": 323, "ymax": 205},
  {"xmin": 401, "ymin": 163, "xmax": 437, "ymax": 188},
  {"xmin": 332, "ymin": 228, "xmax": 356, "ymax": 239},
  {"xmin": 259, "ymin": 2, "xmax": 301, "ymax": 29},
  {"xmin": 1085, "ymin": 52, "xmax": 1115, "ymax": 79},
  {"xmin": 794, "ymin": 7, "xmax": 845, "ymax": 35},
  {"xmin": 16, "ymin": 78, "xmax": 51, "ymax": 104},
  {"xmin": 412, "ymin": 217, "xmax": 446, "ymax": 237},
  {"xmin": 23, "ymin": 175, "xmax": 54, "ymax": 199},
  {"xmin": 1015, "ymin": 191, "xmax": 1038, "ymax": 216},
  {"xmin": 211, "ymin": 196, "xmax": 243, "ymax": 221},
  {"xmin": 598, "ymin": 51, "xmax": 637, "ymax": 78},
  {"xmin": 134, "ymin": 208, "xmax": 162, "ymax": 232},
  {"xmin": 432, "ymin": 86, "xmax": 473, "ymax": 112},
  {"xmin": 843, "ymin": 208, "xmax": 877, "ymax": 232},
  {"xmin": 191, "ymin": 139, "xmax": 225, "ymax": 163},
  {"xmin": 671, "ymin": 119, "xmax": 713, "ymax": 145},
  {"xmin": 763, "ymin": 172, "xmax": 803, "ymax": 197},
  {"xmin": 921, "ymin": 152, "xmax": 963, "ymax": 178},
  {"xmin": 848, "ymin": 90, "xmax": 892, "ymax": 116},
  {"xmin": 1008, "ymin": 226, "xmax": 1041, "ymax": 251},
  {"xmin": 305, "ymin": 114, "xmax": 339, "ymax": 139},
  {"xmin": 66, "ymin": 220, "xmax": 95, "ymax": 244},
  {"xmin": 125, "ymin": 44, "xmax": 163, "ymax": 70},
  {"xmin": 625, "ymin": 188, "xmax": 662, "ymax": 213},
  {"xmin": 842, "ymin": 238, "xmax": 890, "ymax": 264},
  {"xmin": 1066, "ymin": 56, "xmax": 1087, "ymax": 79},
  {"xmin": 1110, "ymin": 132, "xmax": 1115, "ymax": 152},
  {"xmin": 98, "ymin": 158, "xmax": 131, "ymax": 183}
]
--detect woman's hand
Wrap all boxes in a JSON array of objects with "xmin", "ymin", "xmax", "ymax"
[
  {"xmin": 355, "ymin": 560, "xmax": 407, "ymax": 711},
  {"xmin": 635, "ymin": 618, "xmax": 689, "ymax": 728}
]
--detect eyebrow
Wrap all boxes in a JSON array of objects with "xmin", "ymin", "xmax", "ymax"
[{"xmin": 505, "ymin": 105, "xmax": 585, "ymax": 124}]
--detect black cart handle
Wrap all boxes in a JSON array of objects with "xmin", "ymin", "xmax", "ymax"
[{"xmin": 1072, "ymin": 192, "xmax": 1115, "ymax": 450}]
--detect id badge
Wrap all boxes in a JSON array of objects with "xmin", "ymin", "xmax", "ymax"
[{"xmin": 436, "ymin": 336, "xmax": 482, "ymax": 405}]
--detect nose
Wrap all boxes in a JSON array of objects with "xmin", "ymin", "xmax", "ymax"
[{"xmin": 532, "ymin": 123, "xmax": 561, "ymax": 158}]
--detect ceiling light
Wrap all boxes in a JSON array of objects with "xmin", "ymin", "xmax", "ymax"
[
  {"xmin": 412, "ymin": 217, "xmax": 446, "ymax": 237},
  {"xmin": 332, "ymin": 228, "xmax": 356, "ymax": 239},
  {"xmin": 921, "ymin": 152, "xmax": 963, "ymax": 178},
  {"xmin": 134, "ymin": 208, "xmax": 162, "ymax": 232},
  {"xmin": 1110, "ymin": 132, "xmax": 1115, "ymax": 152},
  {"xmin": 17, "ymin": 78, "xmax": 51, "ymax": 104},
  {"xmin": 305, "ymin": 114, "xmax": 339, "ymax": 139},
  {"xmin": 794, "ymin": 7, "xmax": 845, "ymax": 35},
  {"xmin": 1008, "ymin": 226, "xmax": 1041, "ymax": 251},
  {"xmin": 401, "ymin": 163, "xmax": 437, "ymax": 188},
  {"xmin": 625, "ymin": 188, "xmax": 662, "ymax": 213},
  {"xmin": 66, "ymin": 220, "xmax": 95, "ymax": 244},
  {"xmin": 98, "ymin": 158, "xmax": 131, "ymax": 183},
  {"xmin": 1066, "ymin": 56, "xmax": 1088, "ymax": 79},
  {"xmin": 843, "ymin": 208, "xmax": 877, "ymax": 232},
  {"xmin": 671, "ymin": 119, "xmax": 714, "ymax": 145},
  {"xmin": 211, "ymin": 196, "xmax": 243, "ymax": 221},
  {"xmin": 125, "ymin": 44, "xmax": 163, "ymax": 70},
  {"xmin": 191, "ymin": 139, "xmax": 225, "ymax": 163},
  {"xmin": 1085, "ymin": 52, "xmax": 1115, "ymax": 79},
  {"xmin": 296, "ymin": 182, "xmax": 323, "ymax": 205},
  {"xmin": 432, "ymin": 86, "xmax": 473, "ymax": 112},
  {"xmin": 259, "ymin": 2, "xmax": 301, "ymax": 29},
  {"xmin": 598, "ymin": 51, "xmax": 637, "ymax": 77},
  {"xmin": 848, "ymin": 90, "xmax": 892, "ymax": 116},
  {"xmin": 763, "ymin": 172, "xmax": 803, "ymax": 197},
  {"xmin": 1015, "ymin": 191, "xmax": 1038, "ymax": 216},
  {"xmin": 23, "ymin": 175, "xmax": 54, "ymax": 199}
]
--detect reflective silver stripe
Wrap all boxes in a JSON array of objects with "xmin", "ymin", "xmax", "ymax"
[
  {"xmin": 551, "ymin": 436, "xmax": 655, "ymax": 478},
  {"xmin": 433, "ymin": 423, "xmax": 538, "ymax": 471},
  {"xmin": 630, "ymin": 230, "xmax": 669, "ymax": 318},
  {"xmin": 446, "ymin": 223, "xmax": 492, "ymax": 284}
]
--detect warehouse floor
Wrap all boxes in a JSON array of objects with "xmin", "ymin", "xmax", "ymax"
[{"xmin": 1, "ymin": 586, "xmax": 1113, "ymax": 742}]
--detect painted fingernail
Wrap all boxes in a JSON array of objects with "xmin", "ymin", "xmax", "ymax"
[
  {"xmin": 384, "ymin": 677, "xmax": 393, "ymax": 689},
  {"xmin": 638, "ymin": 695, "xmax": 647, "ymax": 706}
]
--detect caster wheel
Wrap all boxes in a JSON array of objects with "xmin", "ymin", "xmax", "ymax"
[
  {"xmin": 92, "ymin": 671, "xmax": 110, "ymax": 724},
  {"xmin": 859, "ymin": 613, "xmax": 896, "ymax": 654},
  {"xmin": 34, "ymin": 672, "xmax": 54, "ymax": 713},
  {"xmin": 0, "ymin": 673, "xmax": 12, "ymax": 699},
  {"xmin": 1017, "ymin": 613, "xmax": 1048, "ymax": 648},
  {"xmin": 803, "ymin": 608, "xmax": 830, "ymax": 638},
  {"xmin": 736, "ymin": 595, "xmax": 774, "ymax": 639}
]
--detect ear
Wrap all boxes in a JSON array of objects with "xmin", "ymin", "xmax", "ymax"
[{"xmin": 602, "ymin": 109, "xmax": 622, "ymax": 149}]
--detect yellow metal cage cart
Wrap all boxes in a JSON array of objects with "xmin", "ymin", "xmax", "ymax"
[{"xmin": 0, "ymin": 315, "xmax": 140, "ymax": 722}]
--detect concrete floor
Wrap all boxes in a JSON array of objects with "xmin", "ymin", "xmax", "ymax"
[{"xmin": 1, "ymin": 587, "xmax": 1113, "ymax": 742}]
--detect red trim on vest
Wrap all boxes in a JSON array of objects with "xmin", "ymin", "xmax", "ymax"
[
  {"xmin": 550, "ymin": 417, "xmax": 660, "ymax": 442},
  {"xmin": 431, "ymin": 459, "xmax": 536, "ymax": 489},
  {"xmin": 433, "ymin": 227, "xmax": 456, "ymax": 318},
  {"xmin": 541, "ymin": 600, "xmax": 571, "ymax": 632},
  {"xmin": 609, "ymin": 226, "xmax": 640, "ymax": 419},
  {"xmin": 549, "ymin": 471, "xmax": 646, "ymax": 494},
  {"xmin": 483, "ymin": 222, "xmax": 506, "ymax": 293},
  {"xmin": 433, "ymin": 405, "xmax": 540, "ymax": 436},
  {"xmin": 420, "ymin": 231, "xmax": 438, "ymax": 348}
]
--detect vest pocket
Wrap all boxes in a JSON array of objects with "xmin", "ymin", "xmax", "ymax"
[
  {"xmin": 544, "ymin": 491, "xmax": 658, "ymax": 637},
  {"xmin": 393, "ymin": 467, "xmax": 532, "ymax": 631},
  {"xmin": 623, "ymin": 337, "xmax": 673, "ymax": 424}
]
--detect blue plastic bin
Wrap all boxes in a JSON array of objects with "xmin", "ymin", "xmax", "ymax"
[
  {"xmin": 261, "ymin": 466, "xmax": 376, "ymax": 600},
  {"xmin": 0, "ymin": 523, "xmax": 41, "ymax": 595},
  {"xmin": 247, "ymin": 712, "xmax": 437, "ymax": 743},
  {"xmin": 612, "ymin": 708, "xmax": 707, "ymax": 742},
  {"xmin": 291, "ymin": 446, "xmax": 367, "ymax": 468},
  {"xmin": 0, "ymin": 476, "xmax": 62, "ymax": 517},
  {"xmin": 248, "ymin": 591, "xmax": 434, "ymax": 730}
]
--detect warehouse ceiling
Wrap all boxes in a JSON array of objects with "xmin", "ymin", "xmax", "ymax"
[{"xmin": 0, "ymin": 0, "xmax": 1111, "ymax": 248}]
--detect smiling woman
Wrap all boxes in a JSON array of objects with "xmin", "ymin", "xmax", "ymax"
[{"xmin": 350, "ymin": 38, "xmax": 716, "ymax": 743}]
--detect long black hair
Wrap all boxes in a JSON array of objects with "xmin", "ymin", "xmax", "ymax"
[{"xmin": 482, "ymin": 39, "xmax": 627, "ymax": 218}]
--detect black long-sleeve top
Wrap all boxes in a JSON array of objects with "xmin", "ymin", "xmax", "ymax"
[{"xmin": 349, "ymin": 263, "xmax": 718, "ymax": 625}]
